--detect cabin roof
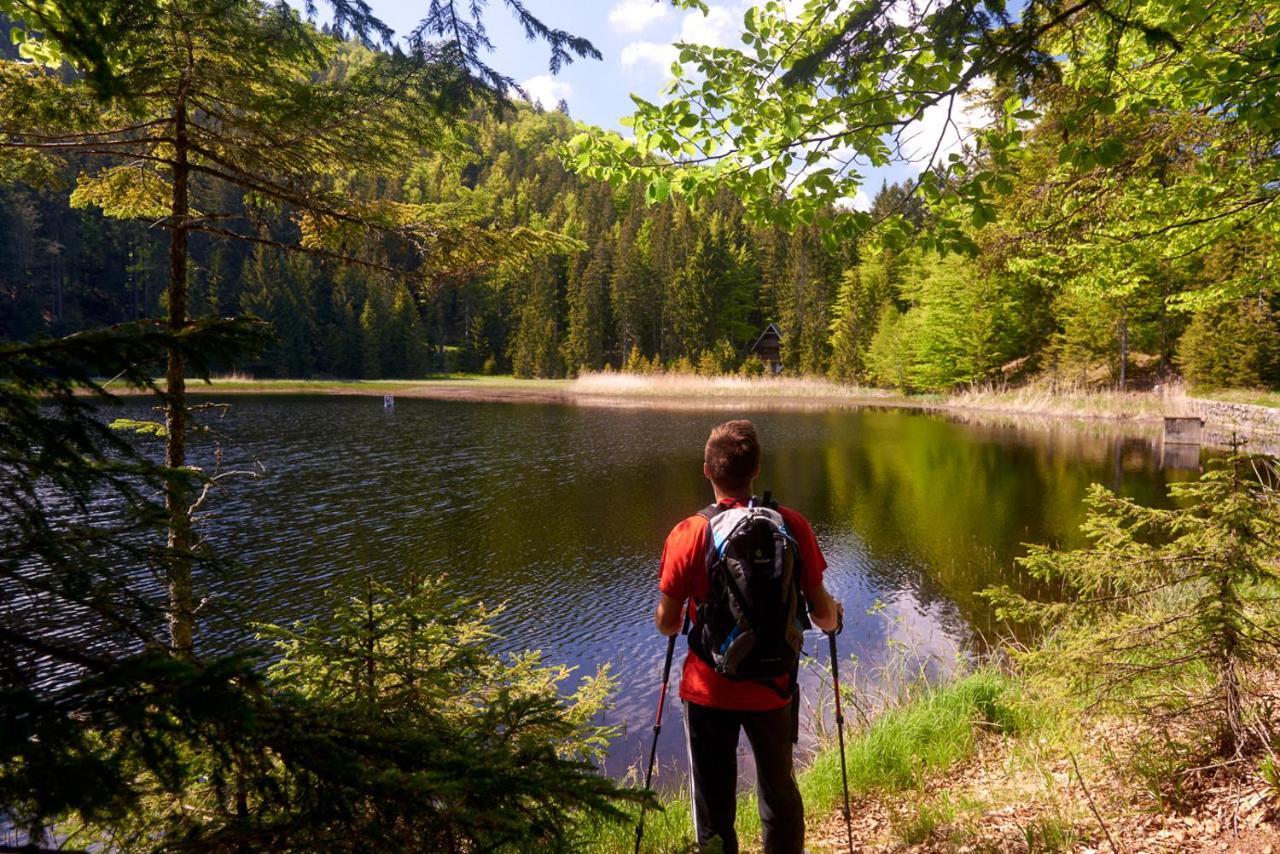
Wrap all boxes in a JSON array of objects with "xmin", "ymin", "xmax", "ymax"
[{"xmin": 750, "ymin": 323, "xmax": 783, "ymax": 353}]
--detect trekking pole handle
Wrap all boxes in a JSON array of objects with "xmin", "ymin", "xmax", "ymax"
[
  {"xmin": 651, "ymin": 611, "xmax": 690, "ymax": 731},
  {"xmin": 826, "ymin": 630, "xmax": 844, "ymax": 723}
]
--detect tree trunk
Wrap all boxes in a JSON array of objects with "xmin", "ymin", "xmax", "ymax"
[
  {"xmin": 1117, "ymin": 310, "xmax": 1129, "ymax": 391},
  {"xmin": 165, "ymin": 80, "xmax": 194, "ymax": 657}
]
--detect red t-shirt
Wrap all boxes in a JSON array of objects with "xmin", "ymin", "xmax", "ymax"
[{"xmin": 659, "ymin": 497, "xmax": 827, "ymax": 711}]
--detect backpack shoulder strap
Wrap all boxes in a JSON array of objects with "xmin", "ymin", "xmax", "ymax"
[{"xmin": 696, "ymin": 503, "xmax": 723, "ymax": 521}]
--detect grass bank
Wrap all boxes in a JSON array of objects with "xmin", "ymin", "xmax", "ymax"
[
  {"xmin": 579, "ymin": 667, "xmax": 1026, "ymax": 853},
  {"xmin": 1193, "ymin": 387, "xmax": 1280, "ymax": 409}
]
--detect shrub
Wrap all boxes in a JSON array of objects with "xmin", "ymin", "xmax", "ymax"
[
  {"xmin": 250, "ymin": 577, "xmax": 640, "ymax": 850},
  {"xmin": 739, "ymin": 354, "xmax": 766, "ymax": 376},
  {"xmin": 696, "ymin": 349, "xmax": 720, "ymax": 375},
  {"xmin": 669, "ymin": 355, "xmax": 696, "ymax": 374}
]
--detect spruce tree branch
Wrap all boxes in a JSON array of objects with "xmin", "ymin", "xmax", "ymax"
[{"xmin": 185, "ymin": 224, "xmax": 404, "ymax": 277}]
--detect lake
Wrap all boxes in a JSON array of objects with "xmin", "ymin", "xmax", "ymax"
[{"xmin": 115, "ymin": 394, "xmax": 1201, "ymax": 784}]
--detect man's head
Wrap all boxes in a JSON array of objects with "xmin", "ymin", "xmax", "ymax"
[{"xmin": 703, "ymin": 419, "xmax": 760, "ymax": 494}]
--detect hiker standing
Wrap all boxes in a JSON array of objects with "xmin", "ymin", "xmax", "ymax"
[{"xmin": 654, "ymin": 419, "xmax": 842, "ymax": 854}]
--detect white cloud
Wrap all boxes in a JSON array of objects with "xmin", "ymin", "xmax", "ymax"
[
  {"xmin": 899, "ymin": 84, "xmax": 991, "ymax": 171},
  {"xmin": 519, "ymin": 74, "xmax": 572, "ymax": 110},
  {"xmin": 677, "ymin": 4, "xmax": 736, "ymax": 47},
  {"xmin": 621, "ymin": 4, "xmax": 739, "ymax": 74},
  {"xmin": 834, "ymin": 189, "xmax": 872, "ymax": 212},
  {"xmin": 608, "ymin": 0, "xmax": 670, "ymax": 33},
  {"xmin": 620, "ymin": 40, "xmax": 679, "ymax": 71}
]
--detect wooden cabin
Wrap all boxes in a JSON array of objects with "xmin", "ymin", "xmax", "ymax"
[{"xmin": 750, "ymin": 323, "xmax": 784, "ymax": 374}]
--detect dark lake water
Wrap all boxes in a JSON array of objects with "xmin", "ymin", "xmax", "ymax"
[{"xmin": 109, "ymin": 394, "xmax": 1202, "ymax": 784}]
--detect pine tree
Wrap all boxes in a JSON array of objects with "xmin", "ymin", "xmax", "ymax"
[
  {"xmin": 510, "ymin": 256, "xmax": 563, "ymax": 378},
  {"xmin": 1178, "ymin": 299, "xmax": 1280, "ymax": 389},
  {"xmin": 388, "ymin": 284, "xmax": 428, "ymax": 377},
  {"xmin": 865, "ymin": 304, "xmax": 919, "ymax": 391},
  {"xmin": 778, "ymin": 225, "xmax": 839, "ymax": 374},
  {"xmin": 986, "ymin": 454, "xmax": 1280, "ymax": 757},
  {"xmin": 561, "ymin": 242, "xmax": 608, "ymax": 373},
  {"xmin": 828, "ymin": 249, "xmax": 900, "ymax": 382},
  {"xmin": 360, "ymin": 284, "xmax": 392, "ymax": 378},
  {"xmin": 610, "ymin": 192, "xmax": 657, "ymax": 361}
]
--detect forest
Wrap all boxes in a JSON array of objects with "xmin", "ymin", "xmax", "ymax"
[{"xmin": 3, "ymin": 17, "xmax": 1276, "ymax": 392}]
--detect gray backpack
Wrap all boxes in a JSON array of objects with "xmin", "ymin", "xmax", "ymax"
[{"xmin": 688, "ymin": 493, "xmax": 810, "ymax": 695}]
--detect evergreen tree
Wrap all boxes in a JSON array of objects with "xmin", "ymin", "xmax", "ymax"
[
  {"xmin": 561, "ymin": 242, "xmax": 609, "ymax": 373},
  {"xmin": 609, "ymin": 192, "xmax": 658, "ymax": 361},
  {"xmin": 828, "ymin": 248, "xmax": 901, "ymax": 383},
  {"xmin": 865, "ymin": 304, "xmax": 920, "ymax": 392},
  {"xmin": 388, "ymin": 284, "xmax": 428, "ymax": 378},
  {"xmin": 0, "ymin": 0, "xmax": 567, "ymax": 653},
  {"xmin": 510, "ymin": 256, "xmax": 563, "ymax": 378},
  {"xmin": 1179, "ymin": 300, "xmax": 1280, "ymax": 389},
  {"xmin": 987, "ymin": 454, "xmax": 1280, "ymax": 757},
  {"xmin": 360, "ymin": 284, "xmax": 392, "ymax": 378},
  {"xmin": 778, "ymin": 225, "xmax": 839, "ymax": 374}
]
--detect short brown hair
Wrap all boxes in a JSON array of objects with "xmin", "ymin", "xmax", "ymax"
[{"xmin": 704, "ymin": 420, "xmax": 760, "ymax": 490}]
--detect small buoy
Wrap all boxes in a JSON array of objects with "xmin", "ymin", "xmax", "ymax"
[{"xmin": 383, "ymin": 394, "xmax": 395, "ymax": 409}]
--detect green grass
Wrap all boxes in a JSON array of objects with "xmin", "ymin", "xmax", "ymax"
[
  {"xmin": 798, "ymin": 667, "xmax": 1022, "ymax": 804},
  {"xmin": 579, "ymin": 667, "xmax": 1024, "ymax": 853},
  {"xmin": 1192, "ymin": 387, "xmax": 1280, "ymax": 409}
]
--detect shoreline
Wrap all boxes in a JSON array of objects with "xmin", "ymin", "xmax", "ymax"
[{"xmin": 125, "ymin": 374, "xmax": 1279, "ymax": 453}]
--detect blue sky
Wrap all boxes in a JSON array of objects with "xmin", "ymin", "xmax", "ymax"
[{"xmin": 305, "ymin": 0, "xmax": 969, "ymax": 205}]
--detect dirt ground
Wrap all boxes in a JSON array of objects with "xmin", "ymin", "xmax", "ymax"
[{"xmin": 804, "ymin": 724, "xmax": 1280, "ymax": 853}]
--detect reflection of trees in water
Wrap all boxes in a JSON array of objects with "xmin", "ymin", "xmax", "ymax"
[{"xmin": 767, "ymin": 410, "xmax": 1194, "ymax": 640}]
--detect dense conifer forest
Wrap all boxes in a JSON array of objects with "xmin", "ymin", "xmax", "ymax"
[{"xmin": 5, "ymin": 46, "xmax": 1276, "ymax": 391}]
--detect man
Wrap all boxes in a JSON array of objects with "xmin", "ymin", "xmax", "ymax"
[{"xmin": 655, "ymin": 419, "xmax": 841, "ymax": 854}]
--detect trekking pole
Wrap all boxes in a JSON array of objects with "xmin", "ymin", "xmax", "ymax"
[
  {"xmin": 635, "ymin": 614, "xmax": 684, "ymax": 854},
  {"xmin": 828, "ymin": 628, "xmax": 855, "ymax": 853}
]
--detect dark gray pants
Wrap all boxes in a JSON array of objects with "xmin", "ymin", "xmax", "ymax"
[{"xmin": 683, "ymin": 700, "xmax": 804, "ymax": 854}]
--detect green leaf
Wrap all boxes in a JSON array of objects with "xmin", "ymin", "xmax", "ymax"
[
  {"xmin": 646, "ymin": 176, "xmax": 670, "ymax": 203},
  {"xmin": 1096, "ymin": 138, "xmax": 1125, "ymax": 166}
]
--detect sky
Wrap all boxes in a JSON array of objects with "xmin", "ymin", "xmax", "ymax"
[{"xmin": 301, "ymin": 0, "xmax": 977, "ymax": 204}]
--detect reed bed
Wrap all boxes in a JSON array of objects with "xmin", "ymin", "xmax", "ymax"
[
  {"xmin": 572, "ymin": 371, "xmax": 897, "ymax": 401},
  {"xmin": 948, "ymin": 380, "xmax": 1196, "ymax": 421}
]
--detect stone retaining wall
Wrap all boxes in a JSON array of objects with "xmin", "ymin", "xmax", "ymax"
[{"xmin": 1188, "ymin": 398, "xmax": 1280, "ymax": 455}]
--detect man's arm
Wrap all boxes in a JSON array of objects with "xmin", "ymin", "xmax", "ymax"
[
  {"xmin": 807, "ymin": 583, "xmax": 843, "ymax": 634},
  {"xmin": 654, "ymin": 592, "xmax": 684, "ymax": 637}
]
